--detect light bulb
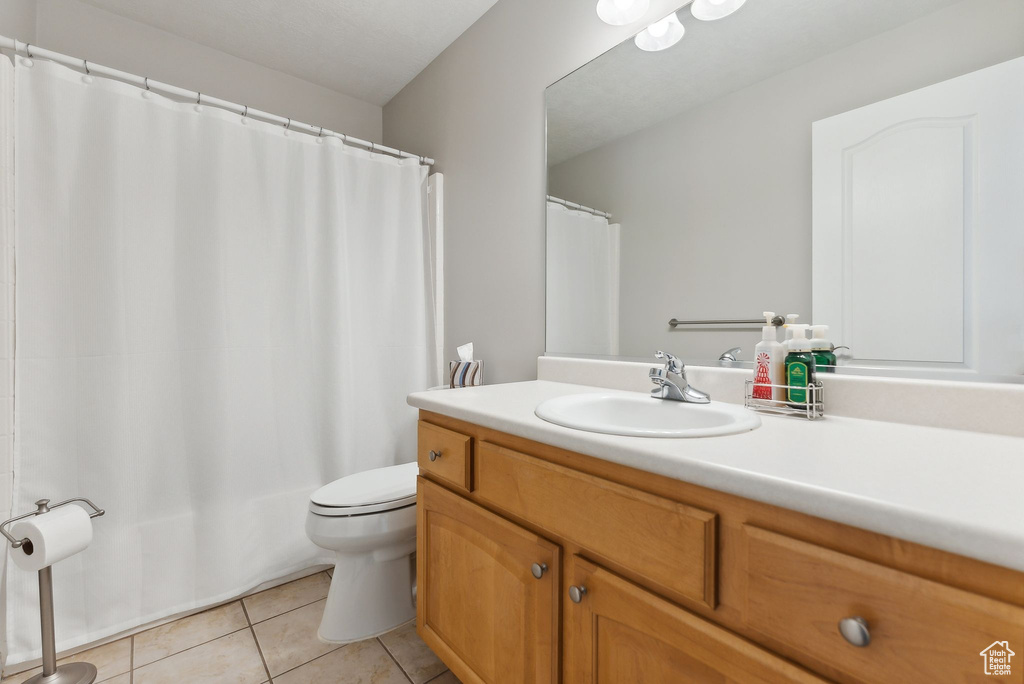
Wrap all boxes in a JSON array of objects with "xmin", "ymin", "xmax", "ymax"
[
  {"xmin": 690, "ymin": 0, "xmax": 746, "ymax": 21},
  {"xmin": 596, "ymin": 0, "xmax": 650, "ymax": 26},
  {"xmin": 634, "ymin": 12, "xmax": 684, "ymax": 51}
]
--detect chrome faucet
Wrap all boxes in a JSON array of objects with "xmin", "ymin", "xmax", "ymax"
[
  {"xmin": 650, "ymin": 351, "xmax": 710, "ymax": 404},
  {"xmin": 719, "ymin": 347, "xmax": 742, "ymax": 364}
]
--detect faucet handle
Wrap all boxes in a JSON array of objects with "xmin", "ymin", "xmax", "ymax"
[{"xmin": 655, "ymin": 351, "xmax": 684, "ymax": 375}]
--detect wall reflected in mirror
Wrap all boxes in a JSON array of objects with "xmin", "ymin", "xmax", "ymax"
[{"xmin": 545, "ymin": 0, "xmax": 1024, "ymax": 381}]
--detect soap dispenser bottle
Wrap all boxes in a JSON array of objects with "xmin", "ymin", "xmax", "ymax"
[
  {"xmin": 785, "ymin": 325, "xmax": 817, "ymax": 407},
  {"xmin": 782, "ymin": 313, "xmax": 800, "ymax": 343},
  {"xmin": 752, "ymin": 311, "xmax": 785, "ymax": 401},
  {"xmin": 809, "ymin": 325, "xmax": 837, "ymax": 373}
]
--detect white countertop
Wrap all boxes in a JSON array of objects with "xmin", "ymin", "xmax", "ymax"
[{"xmin": 408, "ymin": 380, "xmax": 1024, "ymax": 572}]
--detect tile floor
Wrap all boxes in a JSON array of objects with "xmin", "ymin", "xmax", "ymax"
[{"xmin": 2, "ymin": 570, "xmax": 459, "ymax": 684}]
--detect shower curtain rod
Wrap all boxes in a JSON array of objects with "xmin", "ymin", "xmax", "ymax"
[
  {"xmin": 546, "ymin": 195, "xmax": 612, "ymax": 220},
  {"xmin": 0, "ymin": 35, "xmax": 435, "ymax": 166}
]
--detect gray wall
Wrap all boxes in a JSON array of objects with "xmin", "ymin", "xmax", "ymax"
[
  {"xmin": 0, "ymin": 0, "xmax": 37, "ymax": 41},
  {"xmin": 382, "ymin": 0, "xmax": 684, "ymax": 383},
  {"xmin": 3, "ymin": 0, "xmax": 382, "ymax": 142},
  {"xmin": 548, "ymin": 0, "xmax": 1024, "ymax": 362}
]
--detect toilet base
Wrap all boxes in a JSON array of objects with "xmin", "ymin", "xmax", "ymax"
[{"xmin": 319, "ymin": 550, "xmax": 416, "ymax": 644}]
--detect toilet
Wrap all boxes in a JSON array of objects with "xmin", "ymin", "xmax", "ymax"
[{"xmin": 305, "ymin": 461, "xmax": 418, "ymax": 644}]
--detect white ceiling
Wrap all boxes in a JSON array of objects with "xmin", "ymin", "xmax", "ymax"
[
  {"xmin": 79, "ymin": 0, "xmax": 499, "ymax": 106},
  {"xmin": 547, "ymin": 0, "xmax": 962, "ymax": 165}
]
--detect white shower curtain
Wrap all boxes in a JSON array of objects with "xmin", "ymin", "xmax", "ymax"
[
  {"xmin": 546, "ymin": 201, "xmax": 620, "ymax": 356},
  {"xmin": 7, "ymin": 58, "xmax": 438, "ymax": 662}
]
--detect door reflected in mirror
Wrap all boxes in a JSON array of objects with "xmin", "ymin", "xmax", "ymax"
[{"xmin": 545, "ymin": 0, "xmax": 1024, "ymax": 382}]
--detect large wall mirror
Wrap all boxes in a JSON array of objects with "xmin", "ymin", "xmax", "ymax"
[{"xmin": 545, "ymin": 0, "xmax": 1024, "ymax": 382}]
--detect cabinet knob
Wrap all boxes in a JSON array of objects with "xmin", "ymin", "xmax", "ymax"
[
  {"xmin": 568, "ymin": 585, "xmax": 587, "ymax": 603},
  {"xmin": 428, "ymin": 450, "xmax": 441, "ymax": 462},
  {"xmin": 531, "ymin": 562, "xmax": 548, "ymax": 579},
  {"xmin": 838, "ymin": 617, "xmax": 871, "ymax": 647}
]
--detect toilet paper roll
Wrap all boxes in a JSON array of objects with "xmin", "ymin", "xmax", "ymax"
[{"xmin": 10, "ymin": 505, "xmax": 93, "ymax": 572}]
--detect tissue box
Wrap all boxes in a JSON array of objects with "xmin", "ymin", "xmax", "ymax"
[{"xmin": 449, "ymin": 361, "xmax": 483, "ymax": 388}]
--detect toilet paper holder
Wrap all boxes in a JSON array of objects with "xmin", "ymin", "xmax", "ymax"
[
  {"xmin": 1, "ymin": 497, "xmax": 105, "ymax": 684},
  {"xmin": 1, "ymin": 497, "xmax": 105, "ymax": 549}
]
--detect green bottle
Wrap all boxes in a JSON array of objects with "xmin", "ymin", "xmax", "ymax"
[
  {"xmin": 809, "ymin": 324, "xmax": 837, "ymax": 374},
  {"xmin": 785, "ymin": 325, "xmax": 817, "ymax": 407}
]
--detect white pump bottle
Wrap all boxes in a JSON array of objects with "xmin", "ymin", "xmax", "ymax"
[
  {"xmin": 782, "ymin": 313, "xmax": 800, "ymax": 342},
  {"xmin": 752, "ymin": 311, "xmax": 786, "ymax": 402}
]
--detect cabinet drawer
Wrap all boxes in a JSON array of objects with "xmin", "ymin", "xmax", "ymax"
[
  {"xmin": 742, "ymin": 525, "xmax": 1024, "ymax": 683},
  {"xmin": 566, "ymin": 556, "xmax": 825, "ymax": 683},
  {"xmin": 474, "ymin": 441, "xmax": 717, "ymax": 608},
  {"xmin": 417, "ymin": 421, "xmax": 472, "ymax": 492}
]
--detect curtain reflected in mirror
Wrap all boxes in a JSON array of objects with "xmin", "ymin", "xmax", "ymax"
[{"xmin": 546, "ymin": 199, "xmax": 620, "ymax": 356}]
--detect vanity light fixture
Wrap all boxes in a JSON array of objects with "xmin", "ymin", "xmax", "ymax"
[
  {"xmin": 634, "ymin": 11, "xmax": 685, "ymax": 52},
  {"xmin": 596, "ymin": 0, "xmax": 650, "ymax": 26},
  {"xmin": 690, "ymin": 0, "xmax": 746, "ymax": 21}
]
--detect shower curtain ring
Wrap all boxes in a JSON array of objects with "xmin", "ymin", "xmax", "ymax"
[
  {"xmin": 285, "ymin": 118, "xmax": 291, "ymax": 130},
  {"xmin": 144, "ymin": 76, "xmax": 150, "ymax": 91},
  {"xmin": 318, "ymin": 126, "xmax": 324, "ymax": 137},
  {"xmin": 24, "ymin": 43, "xmax": 33, "ymax": 58},
  {"xmin": 83, "ymin": 60, "xmax": 91, "ymax": 75},
  {"xmin": 242, "ymin": 105, "xmax": 248, "ymax": 118},
  {"xmin": 196, "ymin": 92, "xmax": 202, "ymax": 105}
]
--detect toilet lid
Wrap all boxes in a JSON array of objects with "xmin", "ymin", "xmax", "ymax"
[{"xmin": 310, "ymin": 462, "xmax": 417, "ymax": 515}]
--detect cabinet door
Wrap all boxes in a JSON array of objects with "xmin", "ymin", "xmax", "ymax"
[
  {"xmin": 565, "ymin": 556, "xmax": 826, "ymax": 684},
  {"xmin": 417, "ymin": 477, "xmax": 559, "ymax": 684}
]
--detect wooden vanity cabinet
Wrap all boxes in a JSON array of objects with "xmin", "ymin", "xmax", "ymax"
[{"xmin": 415, "ymin": 414, "xmax": 1024, "ymax": 684}]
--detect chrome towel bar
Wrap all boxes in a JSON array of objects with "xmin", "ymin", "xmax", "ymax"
[{"xmin": 669, "ymin": 315, "xmax": 784, "ymax": 328}]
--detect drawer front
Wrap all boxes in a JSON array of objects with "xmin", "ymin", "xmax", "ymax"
[
  {"xmin": 743, "ymin": 525, "xmax": 1024, "ymax": 683},
  {"xmin": 566, "ymin": 556, "xmax": 826, "ymax": 684},
  {"xmin": 474, "ymin": 441, "xmax": 716, "ymax": 608},
  {"xmin": 417, "ymin": 421, "xmax": 472, "ymax": 492}
]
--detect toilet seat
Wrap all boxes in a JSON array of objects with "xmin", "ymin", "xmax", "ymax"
[{"xmin": 309, "ymin": 461, "xmax": 417, "ymax": 517}]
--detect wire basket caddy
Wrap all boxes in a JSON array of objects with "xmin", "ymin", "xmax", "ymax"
[{"xmin": 743, "ymin": 380, "xmax": 824, "ymax": 420}]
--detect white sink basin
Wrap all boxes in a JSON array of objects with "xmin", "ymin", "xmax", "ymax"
[{"xmin": 535, "ymin": 392, "xmax": 761, "ymax": 438}]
